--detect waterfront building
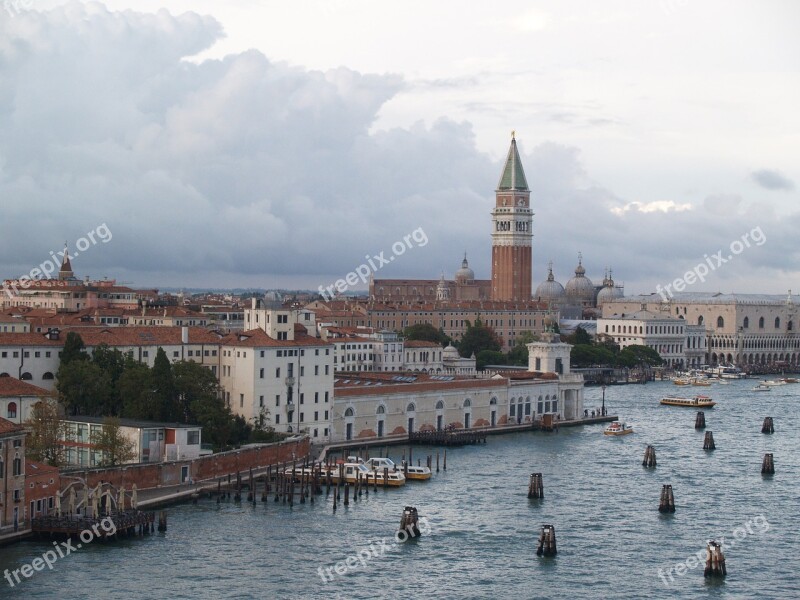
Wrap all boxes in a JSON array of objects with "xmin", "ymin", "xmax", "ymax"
[
  {"xmin": 330, "ymin": 331, "xmax": 583, "ymax": 442},
  {"xmin": 604, "ymin": 293, "xmax": 800, "ymax": 368},
  {"xmin": 60, "ymin": 416, "xmax": 205, "ymax": 467},
  {"xmin": 0, "ymin": 417, "xmax": 26, "ymax": 533},
  {"xmin": 597, "ymin": 310, "xmax": 688, "ymax": 368},
  {"xmin": 218, "ymin": 328, "xmax": 334, "ymax": 442}
]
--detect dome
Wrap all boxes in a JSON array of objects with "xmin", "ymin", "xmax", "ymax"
[
  {"xmin": 535, "ymin": 262, "xmax": 565, "ymax": 301},
  {"xmin": 455, "ymin": 253, "xmax": 474, "ymax": 283},
  {"xmin": 443, "ymin": 343, "xmax": 460, "ymax": 360},
  {"xmin": 565, "ymin": 253, "xmax": 595, "ymax": 302},
  {"xmin": 596, "ymin": 268, "xmax": 624, "ymax": 305}
]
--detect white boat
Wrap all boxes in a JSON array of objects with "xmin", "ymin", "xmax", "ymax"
[
  {"xmin": 752, "ymin": 383, "xmax": 772, "ymax": 392},
  {"xmin": 604, "ymin": 421, "xmax": 634, "ymax": 436},
  {"xmin": 703, "ymin": 365, "xmax": 746, "ymax": 379},
  {"xmin": 398, "ymin": 461, "xmax": 432, "ymax": 481},
  {"xmin": 763, "ymin": 380, "xmax": 786, "ymax": 387},
  {"xmin": 661, "ymin": 395, "xmax": 716, "ymax": 408},
  {"xmin": 716, "ymin": 379, "xmax": 730, "ymax": 385}
]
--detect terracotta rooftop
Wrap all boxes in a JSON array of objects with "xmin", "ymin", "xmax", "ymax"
[
  {"xmin": 0, "ymin": 417, "xmax": 25, "ymax": 436},
  {"xmin": 0, "ymin": 377, "xmax": 54, "ymax": 397},
  {"xmin": 220, "ymin": 329, "xmax": 330, "ymax": 348}
]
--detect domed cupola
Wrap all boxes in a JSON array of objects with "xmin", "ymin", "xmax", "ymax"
[
  {"xmin": 597, "ymin": 267, "xmax": 624, "ymax": 305},
  {"xmin": 455, "ymin": 253, "xmax": 475, "ymax": 284},
  {"xmin": 535, "ymin": 261, "xmax": 566, "ymax": 302},
  {"xmin": 565, "ymin": 252, "xmax": 595, "ymax": 304}
]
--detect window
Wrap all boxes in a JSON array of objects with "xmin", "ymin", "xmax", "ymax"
[
  {"xmin": 300, "ymin": 393, "xmax": 304, "ymax": 405},
  {"xmin": 406, "ymin": 402, "xmax": 416, "ymax": 412},
  {"xmin": 187, "ymin": 431, "xmax": 200, "ymax": 445},
  {"xmin": 775, "ymin": 317, "xmax": 781, "ymax": 329},
  {"xmin": 743, "ymin": 317, "xmax": 749, "ymax": 328},
  {"xmin": 259, "ymin": 395, "xmax": 264, "ymax": 407},
  {"xmin": 300, "ymin": 412, "xmax": 304, "ymax": 423},
  {"xmin": 275, "ymin": 415, "xmax": 280, "ymax": 425},
  {"xmin": 300, "ymin": 366, "xmax": 305, "ymax": 376},
  {"xmin": 759, "ymin": 316, "xmax": 765, "ymax": 329},
  {"xmin": 143, "ymin": 350, "xmax": 149, "ymax": 358},
  {"xmin": 345, "ymin": 407, "xmax": 355, "ymax": 417},
  {"xmin": 324, "ymin": 410, "xmax": 329, "ymax": 420},
  {"xmin": 260, "ymin": 368, "xmax": 264, "ymax": 379},
  {"xmin": 325, "ymin": 365, "xmax": 329, "ymax": 375},
  {"xmin": 275, "ymin": 395, "xmax": 280, "ymax": 407},
  {"xmin": 315, "ymin": 392, "xmax": 319, "ymax": 403},
  {"xmin": 13, "ymin": 453, "xmax": 22, "ymax": 476},
  {"xmin": 260, "ymin": 350, "xmax": 265, "ymax": 357},
  {"xmin": 240, "ymin": 394, "xmax": 244, "ymax": 408},
  {"xmin": 717, "ymin": 316, "xmax": 724, "ymax": 328},
  {"xmin": 324, "ymin": 392, "xmax": 329, "ymax": 403},
  {"xmin": 173, "ymin": 351, "xmax": 179, "ymax": 358},
  {"xmin": 276, "ymin": 367, "xmax": 281, "ymax": 378},
  {"xmin": 7, "ymin": 402, "xmax": 17, "ymax": 419},
  {"xmin": 315, "ymin": 365, "xmax": 319, "ymax": 376}
]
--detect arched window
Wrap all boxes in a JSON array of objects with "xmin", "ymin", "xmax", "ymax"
[
  {"xmin": 789, "ymin": 321, "xmax": 794, "ymax": 331},
  {"xmin": 698, "ymin": 316, "xmax": 704, "ymax": 326},
  {"xmin": 743, "ymin": 317, "xmax": 749, "ymax": 328},
  {"xmin": 716, "ymin": 317, "xmax": 724, "ymax": 328},
  {"xmin": 406, "ymin": 402, "xmax": 416, "ymax": 412},
  {"xmin": 759, "ymin": 316, "xmax": 765, "ymax": 329},
  {"xmin": 0, "ymin": 373, "xmax": 9, "ymax": 378},
  {"xmin": 489, "ymin": 397, "xmax": 497, "ymax": 405},
  {"xmin": 20, "ymin": 372, "xmax": 32, "ymax": 381},
  {"xmin": 775, "ymin": 317, "xmax": 781, "ymax": 329},
  {"xmin": 376, "ymin": 405, "xmax": 385, "ymax": 414},
  {"xmin": 463, "ymin": 398, "xmax": 471, "ymax": 408},
  {"xmin": 7, "ymin": 402, "xmax": 17, "ymax": 419},
  {"xmin": 344, "ymin": 407, "xmax": 355, "ymax": 417},
  {"xmin": 435, "ymin": 400, "xmax": 444, "ymax": 410},
  {"xmin": 42, "ymin": 372, "xmax": 55, "ymax": 380}
]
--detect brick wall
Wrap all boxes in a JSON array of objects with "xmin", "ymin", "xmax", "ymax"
[{"xmin": 61, "ymin": 438, "xmax": 310, "ymax": 491}]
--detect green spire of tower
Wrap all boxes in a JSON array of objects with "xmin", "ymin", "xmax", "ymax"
[{"xmin": 497, "ymin": 131, "xmax": 529, "ymax": 191}]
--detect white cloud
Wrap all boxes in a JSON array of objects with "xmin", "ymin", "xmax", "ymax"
[{"xmin": 610, "ymin": 200, "xmax": 693, "ymax": 216}]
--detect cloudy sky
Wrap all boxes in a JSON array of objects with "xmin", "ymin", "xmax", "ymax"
[{"xmin": 1, "ymin": 1, "xmax": 799, "ymax": 295}]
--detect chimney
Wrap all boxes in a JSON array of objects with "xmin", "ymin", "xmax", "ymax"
[{"xmin": 181, "ymin": 326, "xmax": 189, "ymax": 345}]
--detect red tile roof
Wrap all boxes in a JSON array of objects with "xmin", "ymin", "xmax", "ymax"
[
  {"xmin": 0, "ymin": 378, "xmax": 54, "ymax": 397},
  {"xmin": 0, "ymin": 417, "xmax": 25, "ymax": 435},
  {"xmin": 220, "ymin": 329, "xmax": 330, "ymax": 348}
]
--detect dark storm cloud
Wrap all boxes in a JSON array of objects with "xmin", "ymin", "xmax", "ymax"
[{"xmin": 752, "ymin": 169, "xmax": 795, "ymax": 191}]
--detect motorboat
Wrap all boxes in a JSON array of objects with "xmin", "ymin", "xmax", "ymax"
[
  {"xmin": 604, "ymin": 421, "xmax": 634, "ymax": 436},
  {"xmin": 752, "ymin": 384, "xmax": 771, "ymax": 392},
  {"xmin": 782, "ymin": 378, "xmax": 799, "ymax": 384},
  {"xmin": 660, "ymin": 395, "xmax": 716, "ymax": 408},
  {"xmin": 398, "ymin": 460, "xmax": 432, "ymax": 481},
  {"xmin": 763, "ymin": 380, "xmax": 786, "ymax": 387},
  {"xmin": 691, "ymin": 378, "xmax": 712, "ymax": 387},
  {"xmin": 673, "ymin": 378, "xmax": 692, "ymax": 386}
]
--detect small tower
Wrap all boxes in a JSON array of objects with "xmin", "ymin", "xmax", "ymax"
[
  {"xmin": 58, "ymin": 243, "xmax": 75, "ymax": 281},
  {"xmin": 527, "ymin": 331, "xmax": 572, "ymax": 375},
  {"xmin": 436, "ymin": 273, "xmax": 450, "ymax": 301}
]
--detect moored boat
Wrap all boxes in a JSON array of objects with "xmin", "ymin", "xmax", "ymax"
[
  {"xmin": 660, "ymin": 395, "xmax": 716, "ymax": 408},
  {"xmin": 763, "ymin": 379, "xmax": 786, "ymax": 386},
  {"xmin": 399, "ymin": 461, "xmax": 433, "ymax": 480},
  {"xmin": 782, "ymin": 377, "xmax": 799, "ymax": 384},
  {"xmin": 604, "ymin": 421, "xmax": 634, "ymax": 436},
  {"xmin": 673, "ymin": 378, "xmax": 692, "ymax": 386},
  {"xmin": 691, "ymin": 378, "xmax": 712, "ymax": 387}
]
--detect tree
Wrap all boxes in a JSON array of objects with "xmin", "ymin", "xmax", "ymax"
[
  {"xmin": 90, "ymin": 344, "xmax": 128, "ymax": 415},
  {"xmin": 476, "ymin": 350, "xmax": 506, "ymax": 370},
  {"xmin": 507, "ymin": 331, "xmax": 538, "ymax": 366},
  {"xmin": 402, "ymin": 324, "xmax": 451, "ymax": 346},
  {"xmin": 458, "ymin": 319, "xmax": 501, "ymax": 359},
  {"xmin": 56, "ymin": 360, "xmax": 111, "ymax": 416},
  {"xmin": 25, "ymin": 398, "xmax": 67, "ymax": 467},
  {"xmin": 565, "ymin": 326, "xmax": 593, "ymax": 346},
  {"xmin": 90, "ymin": 417, "xmax": 136, "ymax": 467},
  {"xmin": 151, "ymin": 347, "xmax": 177, "ymax": 422},
  {"xmin": 60, "ymin": 332, "xmax": 88, "ymax": 365},
  {"xmin": 618, "ymin": 345, "xmax": 664, "ymax": 367},
  {"xmin": 119, "ymin": 361, "xmax": 156, "ymax": 420}
]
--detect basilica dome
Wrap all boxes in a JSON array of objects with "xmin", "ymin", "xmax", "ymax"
[
  {"xmin": 535, "ymin": 262, "xmax": 565, "ymax": 301},
  {"xmin": 596, "ymin": 268, "xmax": 624, "ymax": 305},
  {"xmin": 455, "ymin": 253, "xmax": 475, "ymax": 283},
  {"xmin": 565, "ymin": 254, "xmax": 595, "ymax": 304}
]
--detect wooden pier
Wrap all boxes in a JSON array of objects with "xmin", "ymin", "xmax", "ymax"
[
  {"xmin": 408, "ymin": 429, "xmax": 486, "ymax": 446},
  {"xmin": 31, "ymin": 510, "xmax": 155, "ymax": 539}
]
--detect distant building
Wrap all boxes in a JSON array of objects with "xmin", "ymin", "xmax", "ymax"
[
  {"xmin": 604, "ymin": 293, "xmax": 800, "ymax": 368},
  {"xmin": 598, "ymin": 310, "xmax": 688, "ymax": 368}
]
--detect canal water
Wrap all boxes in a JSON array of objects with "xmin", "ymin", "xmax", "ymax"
[{"xmin": 2, "ymin": 379, "xmax": 798, "ymax": 599}]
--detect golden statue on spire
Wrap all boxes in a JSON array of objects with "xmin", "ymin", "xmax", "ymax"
[{"xmin": 511, "ymin": 130, "xmax": 515, "ymax": 140}]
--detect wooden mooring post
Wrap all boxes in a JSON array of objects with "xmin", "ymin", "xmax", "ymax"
[
  {"xmin": 536, "ymin": 524, "xmax": 557, "ymax": 557},
  {"xmin": 157, "ymin": 511, "xmax": 167, "ymax": 532},
  {"xmin": 695, "ymin": 411, "xmax": 706, "ymax": 430},
  {"xmin": 344, "ymin": 483, "xmax": 350, "ymax": 507},
  {"xmin": 527, "ymin": 473, "xmax": 544, "ymax": 499},
  {"xmin": 761, "ymin": 453, "xmax": 775, "ymax": 475},
  {"xmin": 703, "ymin": 541, "xmax": 726, "ymax": 578},
  {"xmin": 443, "ymin": 449, "xmax": 447, "ymax": 471},
  {"xmin": 762, "ymin": 416, "xmax": 774, "ymax": 434},
  {"xmin": 703, "ymin": 431, "xmax": 716, "ymax": 450},
  {"xmin": 658, "ymin": 484, "xmax": 675, "ymax": 513},
  {"xmin": 436, "ymin": 452, "xmax": 440, "ymax": 473},
  {"xmin": 642, "ymin": 445, "xmax": 657, "ymax": 468}
]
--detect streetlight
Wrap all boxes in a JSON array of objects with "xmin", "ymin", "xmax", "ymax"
[{"xmin": 601, "ymin": 380, "xmax": 606, "ymax": 416}]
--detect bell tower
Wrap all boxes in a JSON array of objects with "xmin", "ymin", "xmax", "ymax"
[{"xmin": 491, "ymin": 133, "xmax": 532, "ymax": 301}]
